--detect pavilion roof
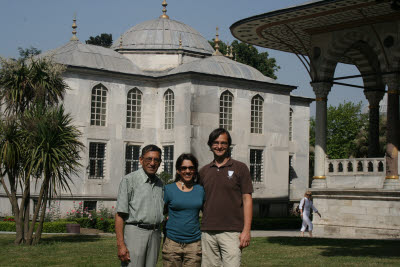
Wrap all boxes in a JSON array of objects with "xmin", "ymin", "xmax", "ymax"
[{"xmin": 230, "ymin": 0, "xmax": 399, "ymax": 63}]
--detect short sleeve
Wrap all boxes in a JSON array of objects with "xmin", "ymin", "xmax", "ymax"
[
  {"xmin": 239, "ymin": 163, "xmax": 253, "ymax": 194},
  {"xmin": 116, "ymin": 178, "xmax": 130, "ymax": 214},
  {"xmin": 164, "ymin": 185, "xmax": 170, "ymax": 204},
  {"xmin": 198, "ymin": 167, "xmax": 205, "ymax": 186}
]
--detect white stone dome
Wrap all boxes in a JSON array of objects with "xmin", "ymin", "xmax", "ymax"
[{"xmin": 112, "ymin": 18, "xmax": 214, "ymax": 55}]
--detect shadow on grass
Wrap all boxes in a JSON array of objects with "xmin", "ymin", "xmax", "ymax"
[
  {"xmin": 266, "ymin": 237, "xmax": 400, "ymax": 258},
  {"xmin": 39, "ymin": 234, "xmax": 105, "ymax": 244}
]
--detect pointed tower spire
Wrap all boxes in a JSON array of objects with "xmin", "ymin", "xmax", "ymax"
[
  {"xmin": 70, "ymin": 14, "xmax": 79, "ymax": 41},
  {"xmin": 160, "ymin": 0, "xmax": 170, "ymax": 19},
  {"xmin": 213, "ymin": 27, "xmax": 222, "ymax": 56},
  {"xmin": 229, "ymin": 46, "xmax": 234, "ymax": 59}
]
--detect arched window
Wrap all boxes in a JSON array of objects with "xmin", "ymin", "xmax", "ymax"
[
  {"xmin": 219, "ymin": 91, "xmax": 233, "ymax": 131},
  {"xmin": 126, "ymin": 88, "xmax": 142, "ymax": 129},
  {"xmin": 251, "ymin": 95, "xmax": 263, "ymax": 134},
  {"xmin": 164, "ymin": 89, "xmax": 174, "ymax": 130},
  {"xmin": 289, "ymin": 108, "xmax": 293, "ymax": 141},
  {"xmin": 90, "ymin": 84, "xmax": 107, "ymax": 126}
]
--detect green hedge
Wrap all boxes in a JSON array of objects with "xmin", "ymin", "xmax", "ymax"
[
  {"xmin": 96, "ymin": 218, "xmax": 115, "ymax": 233},
  {"xmin": 74, "ymin": 218, "xmax": 97, "ymax": 229},
  {"xmin": 251, "ymin": 217, "xmax": 302, "ymax": 230},
  {"xmin": 0, "ymin": 221, "xmax": 77, "ymax": 233},
  {"xmin": 0, "ymin": 221, "xmax": 16, "ymax": 232},
  {"xmin": 72, "ymin": 218, "xmax": 115, "ymax": 233}
]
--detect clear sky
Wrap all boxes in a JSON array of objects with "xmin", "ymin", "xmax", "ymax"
[{"xmin": 0, "ymin": 0, "xmax": 366, "ymax": 116}]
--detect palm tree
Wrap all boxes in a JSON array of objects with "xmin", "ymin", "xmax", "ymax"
[
  {"xmin": 0, "ymin": 55, "xmax": 81, "ymax": 245},
  {"xmin": 0, "ymin": 57, "xmax": 67, "ymax": 115},
  {"xmin": 0, "ymin": 116, "xmax": 28, "ymax": 244},
  {"xmin": 22, "ymin": 104, "xmax": 83, "ymax": 245}
]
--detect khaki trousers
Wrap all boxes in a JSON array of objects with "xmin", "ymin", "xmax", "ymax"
[
  {"xmin": 201, "ymin": 231, "xmax": 241, "ymax": 267},
  {"xmin": 162, "ymin": 237, "xmax": 202, "ymax": 267},
  {"xmin": 122, "ymin": 224, "xmax": 161, "ymax": 267}
]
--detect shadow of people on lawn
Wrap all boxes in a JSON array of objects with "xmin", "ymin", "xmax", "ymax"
[
  {"xmin": 266, "ymin": 237, "xmax": 400, "ymax": 259},
  {"xmin": 40, "ymin": 234, "xmax": 105, "ymax": 244}
]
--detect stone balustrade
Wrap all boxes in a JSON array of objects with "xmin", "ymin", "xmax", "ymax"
[{"xmin": 326, "ymin": 158, "xmax": 385, "ymax": 176}]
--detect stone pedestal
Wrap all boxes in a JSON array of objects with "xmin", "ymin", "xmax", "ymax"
[
  {"xmin": 383, "ymin": 178, "xmax": 400, "ymax": 189},
  {"xmin": 311, "ymin": 189, "xmax": 400, "ymax": 239}
]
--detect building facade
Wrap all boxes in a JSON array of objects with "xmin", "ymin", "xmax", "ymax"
[{"xmin": 0, "ymin": 5, "xmax": 312, "ymax": 218}]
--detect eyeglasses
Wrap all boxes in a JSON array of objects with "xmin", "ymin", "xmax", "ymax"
[
  {"xmin": 143, "ymin": 157, "xmax": 161, "ymax": 164},
  {"xmin": 180, "ymin": 166, "xmax": 195, "ymax": 171},
  {"xmin": 212, "ymin": 141, "xmax": 229, "ymax": 147},
  {"xmin": 306, "ymin": 194, "xmax": 312, "ymax": 196}
]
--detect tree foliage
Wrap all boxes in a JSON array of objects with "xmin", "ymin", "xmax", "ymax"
[
  {"xmin": 0, "ymin": 54, "xmax": 83, "ymax": 245},
  {"xmin": 309, "ymin": 101, "xmax": 387, "ymax": 177},
  {"xmin": 208, "ymin": 39, "xmax": 280, "ymax": 79},
  {"xmin": 326, "ymin": 101, "xmax": 368, "ymax": 159},
  {"xmin": 17, "ymin": 46, "xmax": 41, "ymax": 60},
  {"xmin": 309, "ymin": 101, "xmax": 387, "ymax": 162},
  {"xmin": 85, "ymin": 33, "xmax": 113, "ymax": 48}
]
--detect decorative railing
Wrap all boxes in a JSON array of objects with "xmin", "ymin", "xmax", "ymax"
[{"xmin": 326, "ymin": 158, "xmax": 385, "ymax": 176}]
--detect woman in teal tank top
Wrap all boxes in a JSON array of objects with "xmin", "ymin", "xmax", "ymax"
[{"xmin": 162, "ymin": 153, "xmax": 205, "ymax": 267}]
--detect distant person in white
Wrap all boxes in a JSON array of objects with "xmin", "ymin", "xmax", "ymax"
[{"xmin": 299, "ymin": 191, "xmax": 321, "ymax": 237}]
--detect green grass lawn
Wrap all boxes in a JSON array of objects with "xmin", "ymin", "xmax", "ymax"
[{"xmin": 1, "ymin": 234, "xmax": 399, "ymax": 266}]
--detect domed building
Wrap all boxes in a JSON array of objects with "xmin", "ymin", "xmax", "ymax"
[{"xmin": 0, "ymin": 3, "xmax": 312, "ymax": 217}]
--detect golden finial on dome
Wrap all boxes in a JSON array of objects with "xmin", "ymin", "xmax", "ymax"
[
  {"xmin": 225, "ymin": 42, "xmax": 230, "ymax": 57},
  {"xmin": 229, "ymin": 46, "xmax": 234, "ymax": 59},
  {"xmin": 119, "ymin": 38, "xmax": 123, "ymax": 49},
  {"xmin": 213, "ymin": 27, "xmax": 222, "ymax": 56},
  {"xmin": 160, "ymin": 0, "xmax": 170, "ymax": 19},
  {"xmin": 179, "ymin": 34, "xmax": 182, "ymax": 49},
  {"xmin": 70, "ymin": 14, "xmax": 79, "ymax": 41}
]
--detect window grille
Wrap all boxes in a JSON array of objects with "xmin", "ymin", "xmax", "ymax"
[
  {"xmin": 251, "ymin": 95, "xmax": 263, "ymax": 134},
  {"xmin": 125, "ymin": 144, "xmax": 141, "ymax": 175},
  {"xmin": 83, "ymin": 201, "xmax": 97, "ymax": 212},
  {"xmin": 89, "ymin": 142, "xmax": 106, "ymax": 179},
  {"xmin": 126, "ymin": 88, "xmax": 142, "ymax": 129},
  {"xmin": 289, "ymin": 108, "xmax": 293, "ymax": 141},
  {"xmin": 163, "ymin": 145, "xmax": 174, "ymax": 175},
  {"xmin": 164, "ymin": 90, "xmax": 174, "ymax": 130},
  {"xmin": 289, "ymin": 155, "xmax": 294, "ymax": 184},
  {"xmin": 90, "ymin": 84, "xmax": 107, "ymax": 126},
  {"xmin": 250, "ymin": 149, "xmax": 263, "ymax": 183},
  {"xmin": 219, "ymin": 91, "xmax": 233, "ymax": 131}
]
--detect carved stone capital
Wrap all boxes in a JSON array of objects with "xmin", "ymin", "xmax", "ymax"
[
  {"xmin": 311, "ymin": 82, "xmax": 332, "ymax": 99},
  {"xmin": 364, "ymin": 90, "xmax": 385, "ymax": 107}
]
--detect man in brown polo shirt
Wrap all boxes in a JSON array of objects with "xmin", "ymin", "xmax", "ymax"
[{"xmin": 199, "ymin": 128, "xmax": 253, "ymax": 267}]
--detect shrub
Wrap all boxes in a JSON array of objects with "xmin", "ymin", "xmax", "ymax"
[
  {"xmin": 74, "ymin": 217, "xmax": 97, "ymax": 229},
  {"xmin": 0, "ymin": 221, "xmax": 16, "ymax": 231},
  {"xmin": 251, "ymin": 217, "xmax": 302, "ymax": 230},
  {"xmin": 3, "ymin": 216, "xmax": 15, "ymax": 222},
  {"xmin": 0, "ymin": 221, "xmax": 77, "ymax": 233},
  {"xmin": 96, "ymin": 218, "xmax": 114, "ymax": 232},
  {"xmin": 66, "ymin": 201, "xmax": 91, "ymax": 220}
]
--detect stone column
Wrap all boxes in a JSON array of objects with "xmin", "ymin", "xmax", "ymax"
[
  {"xmin": 364, "ymin": 90, "xmax": 384, "ymax": 158},
  {"xmin": 311, "ymin": 82, "xmax": 332, "ymax": 188},
  {"xmin": 383, "ymin": 74, "xmax": 400, "ymax": 189}
]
